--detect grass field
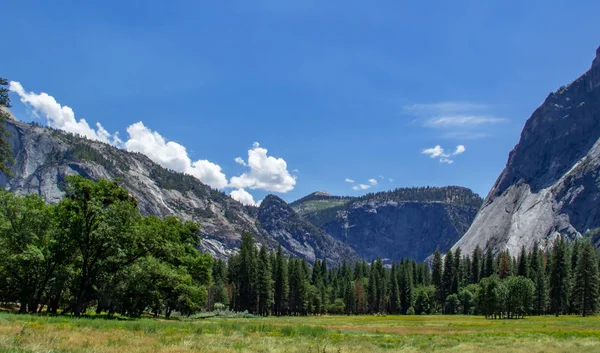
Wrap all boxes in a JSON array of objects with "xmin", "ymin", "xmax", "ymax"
[{"xmin": 0, "ymin": 313, "xmax": 599, "ymax": 353}]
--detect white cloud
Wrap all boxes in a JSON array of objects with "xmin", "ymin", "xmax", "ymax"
[
  {"xmin": 424, "ymin": 116, "xmax": 507, "ymax": 127},
  {"xmin": 9, "ymin": 81, "xmax": 120, "ymax": 145},
  {"xmin": 230, "ymin": 188, "xmax": 259, "ymax": 206},
  {"xmin": 422, "ymin": 145, "xmax": 466, "ymax": 164},
  {"xmin": 368, "ymin": 178, "xmax": 378, "ymax": 186},
  {"xmin": 234, "ymin": 157, "xmax": 247, "ymax": 166},
  {"xmin": 292, "ymin": 169, "xmax": 300, "ymax": 173},
  {"xmin": 389, "ymin": 178, "xmax": 394, "ymax": 182},
  {"xmin": 125, "ymin": 122, "xmax": 229, "ymax": 189},
  {"xmin": 422, "ymin": 145, "xmax": 445, "ymax": 159},
  {"xmin": 229, "ymin": 142, "xmax": 296, "ymax": 193},
  {"xmin": 345, "ymin": 178, "xmax": 355, "ymax": 183},
  {"xmin": 352, "ymin": 184, "xmax": 371, "ymax": 191}
]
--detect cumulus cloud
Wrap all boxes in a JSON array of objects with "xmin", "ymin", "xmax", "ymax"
[
  {"xmin": 234, "ymin": 157, "xmax": 247, "ymax": 166},
  {"xmin": 422, "ymin": 144, "xmax": 466, "ymax": 164},
  {"xmin": 9, "ymin": 81, "xmax": 120, "ymax": 145},
  {"xmin": 345, "ymin": 178, "xmax": 355, "ymax": 183},
  {"xmin": 230, "ymin": 188, "xmax": 260, "ymax": 206},
  {"xmin": 229, "ymin": 142, "xmax": 296, "ymax": 193},
  {"xmin": 352, "ymin": 184, "xmax": 371, "ymax": 191},
  {"xmin": 368, "ymin": 178, "xmax": 378, "ymax": 186},
  {"xmin": 125, "ymin": 122, "xmax": 229, "ymax": 188},
  {"xmin": 422, "ymin": 145, "xmax": 445, "ymax": 159}
]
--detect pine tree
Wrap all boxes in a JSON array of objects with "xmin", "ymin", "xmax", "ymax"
[
  {"xmin": 238, "ymin": 233, "xmax": 258, "ymax": 313},
  {"xmin": 442, "ymin": 250, "xmax": 455, "ymax": 312},
  {"xmin": 389, "ymin": 265, "xmax": 401, "ymax": 314},
  {"xmin": 573, "ymin": 241, "xmax": 599, "ymax": 316},
  {"xmin": 400, "ymin": 265, "xmax": 414, "ymax": 314},
  {"xmin": 518, "ymin": 245, "xmax": 529, "ymax": 278},
  {"xmin": 471, "ymin": 246, "xmax": 483, "ymax": 284},
  {"xmin": 273, "ymin": 246, "xmax": 288, "ymax": 316},
  {"xmin": 484, "ymin": 247, "xmax": 495, "ymax": 278},
  {"xmin": 498, "ymin": 250, "xmax": 511, "ymax": 279},
  {"xmin": 432, "ymin": 250, "xmax": 444, "ymax": 310},
  {"xmin": 257, "ymin": 246, "xmax": 273, "ymax": 315},
  {"xmin": 549, "ymin": 236, "xmax": 570, "ymax": 316},
  {"xmin": 453, "ymin": 247, "xmax": 463, "ymax": 294}
]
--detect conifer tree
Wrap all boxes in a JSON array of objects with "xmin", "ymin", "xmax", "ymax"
[
  {"xmin": 432, "ymin": 250, "xmax": 444, "ymax": 309},
  {"xmin": 257, "ymin": 246, "xmax": 273, "ymax": 315},
  {"xmin": 273, "ymin": 246, "xmax": 288, "ymax": 316},
  {"xmin": 518, "ymin": 245, "xmax": 529, "ymax": 278},
  {"xmin": 442, "ymin": 250, "xmax": 455, "ymax": 311},
  {"xmin": 573, "ymin": 241, "xmax": 599, "ymax": 316},
  {"xmin": 238, "ymin": 233, "xmax": 258, "ymax": 312},
  {"xmin": 484, "ymin": 247, "xmax": 495, "ymax": 278},
  {"xmin": 471, "ymin": 246, "xmax": 483, "ymax": 284},
  {"xmin": 498, "ymin": 250, "xmax": 511, "ymax": 279},
  {"xmin": 550, "ymin": 236, "xmax": 570, "ymax": 316}
]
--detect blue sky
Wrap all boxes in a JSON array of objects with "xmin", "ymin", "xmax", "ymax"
[{"xmin": 2, "ymin": 1, "xmax": 600, "ymax": 205}]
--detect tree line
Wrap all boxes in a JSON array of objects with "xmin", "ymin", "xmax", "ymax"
[
  {"xmin": 0, "ymin": 177, "xmax": 598, "ymax": 318},
  {"xmin": 213, "ymin": 232, "xmax": 599, "ymax": 318}
]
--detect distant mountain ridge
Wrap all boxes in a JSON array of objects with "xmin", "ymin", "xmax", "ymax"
[{"xmin": 292, "ymin": 187, "xmax": 482, "ymax": 262}]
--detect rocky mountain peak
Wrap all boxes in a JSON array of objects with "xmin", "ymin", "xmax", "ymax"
[
  {"xmin": 593, "ymin": 45, "xmax": 600, "ymax": 68},
  {"xmin": 453, "ymin": 45, "xmax": 600, "ymax": 255}
]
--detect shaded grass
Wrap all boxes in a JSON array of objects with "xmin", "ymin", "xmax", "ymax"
[{"xmin": 0, "ymin": 313, "xmax": 599, "ymax": 352}]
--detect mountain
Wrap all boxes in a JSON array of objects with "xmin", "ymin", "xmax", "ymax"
[
  {"xmin": 453, "ymin": 45, "xmax": 600, "ymax": 255},
  {"xmin": 0, "ymin": 119, "xmax": 356, "ymax": 265},
  {"xmin": 292, "ymin": 187, "xmax": 482, "ymax": 262},
  {"xmin": 258, "ymin": 195, "xmax": 359, "ymax": 264}
]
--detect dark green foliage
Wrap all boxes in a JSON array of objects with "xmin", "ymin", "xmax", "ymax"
[
  {"xmin": 0, "ymin": 177, "xmax": 213, "ymax": 318},
  {"xmin": 359, "ymin": 186, "xmax": 483, "ymax": 209},
  {"xmin": 573, "ymin": 241, "xmax": 599, "ymax": 316},
  {"xmin": 550, "ymin": 236, "xmax": 571, "ymax": 316}
]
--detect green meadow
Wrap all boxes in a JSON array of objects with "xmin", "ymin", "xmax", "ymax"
[{"xmin": 1, "ymin": 313, "xmax": 599, "ymax": 353}]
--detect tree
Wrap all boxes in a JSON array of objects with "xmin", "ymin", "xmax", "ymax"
[
  {"xmin": 572, "ymin": 241, "xmax": 599, "ymax": 316},
  {"xmin": 471, "ymin": 246, "xmax": 483, "ymax": 284},
  {"xmin": 55, "ymin": 176, "xmax": 141, "ymax": 317},
  {"xmin": 236, "ymin": 233, "xmax": 258, "ymax": 313},
  {"xmin": 498, "ymin": 250, "xmax": 511, "ymax": 279},
  {"xmin": 549, "ymin": 236, "xmax": 570, "ymax": 316},
  {"xmin": 0, "ymin": 192, "xmax": 65, "ymax": 313},
  {"xmin": 0, "ymin": 77, "xmax": 14, "ymax": 176},
  {"xmin": 504, "ymin": 276, "xmax": 535, "ymax": 318},
  {"xmin": 517, "ymin": 245, "xmax": 529, "ymax": 278},
  {"xmin": 484, "ymin": 247, "xmax": 495, "ymax": 278},
  {"xmin": 442, "ymin": 249, "xmax": 455, "ymax": 309},
  {"xmin": 273, "ymin": 246, "xmax": 288, "ymax": 316},
  {"xmin": 257, "ymin": 246, "xmax": 274, "ymax": 315},
  {"xmin": 431, "ymin": 250, "xmax": 443, "ymax": 310}
]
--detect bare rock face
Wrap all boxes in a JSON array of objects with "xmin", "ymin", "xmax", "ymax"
[
  {"xmin": 257, "ymin": 195, "xmax": 360, "ymax": 264},
  {"xmin": 453, "ymin": 45, "xmax": 600, "ymax": 255},
  {"xmin": 0, "ymin": 120, "xmax": 355, "ymax": 265}
]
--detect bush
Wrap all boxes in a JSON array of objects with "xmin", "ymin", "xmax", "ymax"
[{"xmin": 406, "ymin": 306, "xmax": 415, "ymax": 315}]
